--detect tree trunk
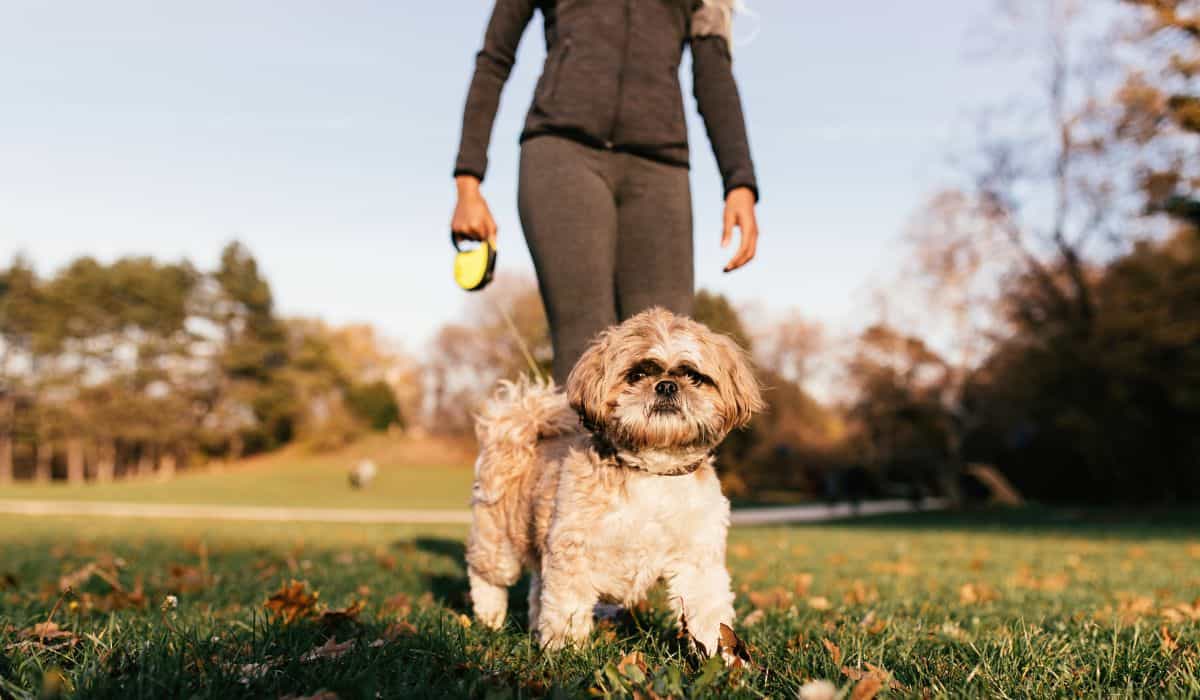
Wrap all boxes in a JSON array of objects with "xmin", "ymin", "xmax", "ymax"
[
  {"xmin": 0, "ymin": 398, "xmax": 12, "ymax": 484},
  {"xmin": 35, "ymin": 441, "xmax": 53, "ymax": 482},
  {"xmin": 66, "ymin": 437, "xmax": 86, "ymax": 485},
  {"xmin": 158, "ymin": 451, "xmax": 177, "ymax": 481},
  {"xmin": 95, "ymin": 441, "xmax": 116, "ymax": 483},
  {"xmin": 138, "ymin": 446, "xmax": 155, "ymax": 479}
]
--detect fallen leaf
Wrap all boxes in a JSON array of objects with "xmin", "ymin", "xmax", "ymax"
[
  {"xmin": 851, "ymin": 673, "xmax": 883, "ymax": 700},
  {"xmin": 265, "ymin": 580, "xmax": 320, "ymax": 623},
  {"xmin": 17, "ymin": 621, "xmax": 79, "ymax": 650},
  {"xmin": 281, "ymin": 691, "xmax": 340, "ymax": 700},
  {"xmin": 717, "ymin": 623, "xmax": 752, "ymax": 668},
  {"xmin": 748, "ymin": 586, "xmax": 792, "ymax": 610},
  {"xmin": 166, "ymin": 564, "xmax": 207, "ymax": 593},
  {"xmin": 792, "ymin": 573, "xmax": 815, "ymax": 597},
  {"xmin": 384, "ymin": 620, "xmax": 418, "ymax": 640},
  {"xmin": 1161, "ymin": 626, "xmax": 1179, "ymax": 655},
  {"xmin": 959, "ymin": 582, "xmax": 1000, "ymax": 605},
  {"xmin": 843, "ymin": 580, "xmax": 878, "ymax": 605},
  {"xmin": 617, "ymin": 650, "xmax": 648, "ymax": 680},
  {"xmin": 382, "ymin": 592, "xmax": 412, "ymax": 618},
  {"xmin": 808, "ymin": 596, "xmax": 832, "ymax": 611},
  {"xmin": 842, "ymin": 663, "xmax": 906, "ymax": 694},
  {"xmin": 1162, "ymin": 600, "xmax": 1200, "ymax": 623},
  {"xmin": 300, "ymin": 637, "xmax": 355, "ymax": 663},
  {"xmin": 822, "ymin": 638, "xmax": 843, "ymax": 666},
  {"xmin": 319, "ymin": 600, "xmax": 366, "ymax": 627},
  {"xmin": 742, "ymin": 609, "xmax": 766, "ymax": 626},
  {"xmin": 858, "ymin": 611, "xmax": 888, "ymax": 635}
]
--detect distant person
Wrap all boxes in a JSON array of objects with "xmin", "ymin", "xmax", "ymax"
[{"xmin": 451, "ymin": 0, "xmax": 761, "ymax": 383}]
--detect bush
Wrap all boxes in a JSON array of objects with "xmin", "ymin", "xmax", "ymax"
[{"xmin": 346, "ymin": 381, "xmax": 402, "ymax": 432}]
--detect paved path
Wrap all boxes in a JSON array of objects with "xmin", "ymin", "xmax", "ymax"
[{"xmin": 0, "ymin": 498, "xmax": 946, "ymax": 526}]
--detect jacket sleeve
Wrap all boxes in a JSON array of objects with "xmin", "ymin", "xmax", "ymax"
[
  {"xmin": 690, "ymin": 5, "xmax": 759, "ymax": 201},
  {"xmin": 454, "ymin": 0, "xmax": 538, "ymax": 182}
]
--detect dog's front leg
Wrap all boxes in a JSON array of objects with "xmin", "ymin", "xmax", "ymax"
[
  {"xmin": 666, "ymin": 560, "xmax": 735, "ymax": 658},
  {"xmin": 537, "ymin": 544, "xmax": 598, "ymax": 650}
]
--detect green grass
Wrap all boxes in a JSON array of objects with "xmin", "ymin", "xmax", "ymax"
[
  {"xmin": 2, "ymin": 510, "xmax": 1199, "ymax": 698},
  {"xmin": 0, "ymin": 436, "xmax": 475, "ymax": 511}
]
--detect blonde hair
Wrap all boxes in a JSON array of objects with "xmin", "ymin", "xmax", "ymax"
[{"xmin": 695, "ymin": 0, "xmax": 740, "ymax": 44}]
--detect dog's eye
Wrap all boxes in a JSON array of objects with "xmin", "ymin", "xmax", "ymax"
[
  {"xmin": 683, "ymin": 369, "xmax": 713, "ymax": 387},
  {"xmin": 626, "ymin": 370, "xmax": 646, "ymax": 384}
]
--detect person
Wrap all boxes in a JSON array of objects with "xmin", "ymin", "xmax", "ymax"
[{"xmin": 451, "ymin": 0, "xmax": 761, "ymax": 383}]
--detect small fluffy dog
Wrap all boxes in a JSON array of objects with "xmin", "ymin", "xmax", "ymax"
[{"xmin": 466, "ymin": 308, "xmax": 763, "ymax": 655}]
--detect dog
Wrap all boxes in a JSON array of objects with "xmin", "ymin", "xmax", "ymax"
[{"xmin": 466, "ymin": 308, "xmax": 763, "ymax": 655}]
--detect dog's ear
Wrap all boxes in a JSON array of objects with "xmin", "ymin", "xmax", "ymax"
[
  {"xmin": 712, "ymin": 332, "xmax": 764, "ymax": 432},
  {"xmin": 566, "ymin": 327, "xmax": 615, "ymax": 429}
]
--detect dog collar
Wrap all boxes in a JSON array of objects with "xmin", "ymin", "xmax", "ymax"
[{"xmin": 589, "ymin": 433, "xmax": 711, "ymax": 477}]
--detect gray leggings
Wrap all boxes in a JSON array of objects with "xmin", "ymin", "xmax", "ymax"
[{"xmin": 519, "ymin": 135, "xmax": 694, "ymax": 383}]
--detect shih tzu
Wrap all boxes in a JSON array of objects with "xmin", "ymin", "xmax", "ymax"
[{"xmin": 466, "ymin": 308, "xmax": 763, "ymax": 655}]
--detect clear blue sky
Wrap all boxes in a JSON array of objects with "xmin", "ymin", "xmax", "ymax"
[{"xmin": 0, "ymin": 1, "xmax": 1021, "ymax": 352}]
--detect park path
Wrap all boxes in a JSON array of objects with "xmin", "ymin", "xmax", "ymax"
[{"xmin": 0, "ymin": 498, "xmax": 946, "ymax": 526}]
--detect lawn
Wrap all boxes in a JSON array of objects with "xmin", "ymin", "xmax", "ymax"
[
  {"xmin": 1, "ymin": 509, "xmax": 1198, "ymax": 698},
  {"xmin": 0, "ymin": 435, "xmax": 476, "ymax": 511}
]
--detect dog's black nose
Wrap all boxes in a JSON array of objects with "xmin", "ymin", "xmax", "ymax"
[{"xmin": 655, "ymin": 380, "xmax": 678, "ymax": 397}]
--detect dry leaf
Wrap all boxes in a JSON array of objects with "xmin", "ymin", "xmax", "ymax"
[
  {"xmin": 617, "ymin": 650, "xmax": 648, "ymax": 678},
  {"xmin": 15, "ymin": 621, "xmax": 79, "ymax": 650},
  {"xmin": 319, "ymin": 600, "xmax": 366, "ymax": 627},
  {"xmin": 264, "ymin": 580, "xmax": 320, "ymax": 623},
  {"xmin": 793, "ymin": 572, "xmax": 815, "ymax": 597},
  {"xmin": 748, "ymin": 586, "xmax": 792, "ymax": 610},
  {"xmin": 1162, "ymin": 600, "xmax": 1200, "ymax": 623},
  {"xmin": 718, "ymin": 623, "xmax": 753, "ymax": 668},
  {"xmin": 382, "ymin": 592, "xmax": 412, "ymax": 618},
  {"xmin": 851, "ymin": 673, "xmax": 883, "ymax": 700},
  {"xmin": 742, "ymin": 609, "xmax": 766, "ymax": 626},
  {"xmin": 822, "ymin": 638, "xmax": 843, "ymax": 666},
  {"xmin": 843, "ymin": 580, "xmax": 878, "ymax": 605},
  {"xmin": 959, "ymin": 582, "xmax": 1000, "ymax": 605},
  {"xmin": 842, "ymin": 663, "xmax": 906, "ymax": 694},
  {"xmin": 384, "ymin": 620, "xmax": 417, "ymax": 640},
  {"xmin": 808, "ymin": 596, "xmax": 832, "ymax": 611},
  {"xmin": 281, "ymin": 691, "xmax": 340, "ymax": 700},
  {"xmin": 300, "ymin": 637, "xmax": 355, "ymax": 663},
  {"xmin": 1161, "ymin": 626, "xmax": 1179, "ymax": 655}
]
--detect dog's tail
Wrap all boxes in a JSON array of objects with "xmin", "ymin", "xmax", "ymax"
[{"xmin": 472, "ymin": 376, "xmax": 576, "ymax": 506}]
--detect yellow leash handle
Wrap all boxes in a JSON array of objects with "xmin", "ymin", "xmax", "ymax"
[{"xmin": 451, "ymin": 231, "xmax": 497, "ymax": 292}]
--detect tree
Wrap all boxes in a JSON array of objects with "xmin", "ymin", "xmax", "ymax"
[{"xmin": 1117, "ymin": 0, "xmax": 1200, "ymax": 229}]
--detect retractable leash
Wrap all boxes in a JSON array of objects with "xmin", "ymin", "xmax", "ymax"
[{"xmin": 451, "ymin": 231, "xmax": 497, "ymax": 291}]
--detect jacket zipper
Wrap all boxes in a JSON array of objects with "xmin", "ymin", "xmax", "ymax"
[{"xmin": 606, "ymin": 0, "xmax": 631, "ymax": 149}]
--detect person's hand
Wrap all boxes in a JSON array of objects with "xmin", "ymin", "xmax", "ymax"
[
  {"xmin": 451, "ymin": 175, "xmax": 498, "ymax": 244},
  {"xmin": 721, "ymin": 187, "xmax": 758, "ymax": 272}
]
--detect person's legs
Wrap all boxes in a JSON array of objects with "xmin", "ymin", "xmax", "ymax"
[
  {"xmin": 613, "ymin": 154, "xmax": 694, "ymax": 321},
  {"xmin": 519, "ymin": 136, "xmax": 619, "ymax": 384}
]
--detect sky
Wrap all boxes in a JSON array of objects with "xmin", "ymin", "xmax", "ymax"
[{"xmin": 0, "ymin": 1, "xmax": 1027, "ymax": 355}]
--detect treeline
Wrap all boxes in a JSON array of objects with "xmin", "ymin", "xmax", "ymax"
[
  {"xmin": 0, "ymin": 243, "xmax": 407, "ymax": 484},
  {"xmin": 838, "ymin": 0, "xmax": 1200, "ymax": 503}
]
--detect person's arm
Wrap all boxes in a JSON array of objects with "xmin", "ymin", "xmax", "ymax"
[
  {"xmin": 454, "ymin": 0, "xmax": 537, "ymax": 183},
  {"xmin": 690, "ymin": 4, "xmax": 760, "ymax": 272}
]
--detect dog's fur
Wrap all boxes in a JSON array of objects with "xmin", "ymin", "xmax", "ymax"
[{"xmin": 466, "ymin": 308, "xmax": 763, "ymax": 654}]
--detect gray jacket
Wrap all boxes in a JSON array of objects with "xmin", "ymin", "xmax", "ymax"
[{"xmin": 455, "ymin": 0, "xmax": 759, "ymax": 200}]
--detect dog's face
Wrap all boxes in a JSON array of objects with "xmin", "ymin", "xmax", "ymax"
[{"xmin": 566, "ymin": 308, "xmax": 763, "ymax": 464}]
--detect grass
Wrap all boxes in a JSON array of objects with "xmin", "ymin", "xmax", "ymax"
[
  {"xmin": 0, "ymin": 435, "xmax": 476, "ymax": 511},
  {"xmin": 2, "ymin": 510, "xmax": 1199, "ymax": 698}
]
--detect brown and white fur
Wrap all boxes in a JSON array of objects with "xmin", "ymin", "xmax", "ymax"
[{"xmin": 466, "ymin": 308, "xmax": 763, "ymax": 654}]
